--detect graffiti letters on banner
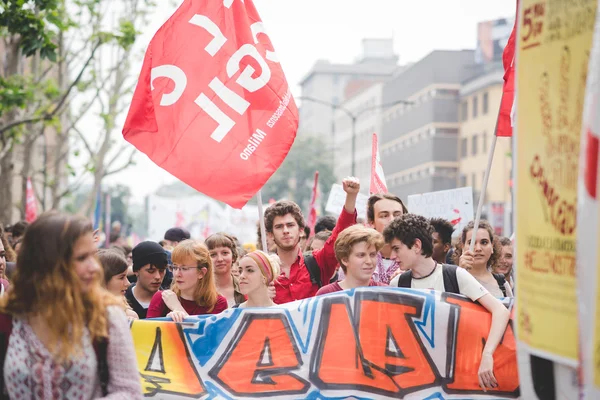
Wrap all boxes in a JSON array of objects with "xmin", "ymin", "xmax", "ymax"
[{"xmin": 131, "ymin": 287, "xmax": 519, "ymax": 399}]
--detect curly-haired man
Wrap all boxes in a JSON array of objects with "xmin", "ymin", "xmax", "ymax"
[{"xmin": 264, "ymin": 177, "xmax": 360, "ymax": 304}]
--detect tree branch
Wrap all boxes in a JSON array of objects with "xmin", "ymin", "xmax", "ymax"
[
  {"xmin": 0, "ymin": 39, "xmax": 103, "ymax": 136},
  {"xmin": 104, "ymin": 149, "xmax": 136, "ymax": 177},
  {"xmin": 71, "ymin": 125, "xmax": 94, "ymax": 157}
]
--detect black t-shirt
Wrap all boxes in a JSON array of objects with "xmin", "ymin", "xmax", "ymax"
[{"xmin": 125, "ymin": 284, "xmax": 150, "ymax": 319}]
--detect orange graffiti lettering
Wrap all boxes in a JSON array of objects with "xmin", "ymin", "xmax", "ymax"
[
  {"xmin": 313, "ymin": 300, "xmax": 399, "ymax": 393},
  {"xmin": 358, "ymin": 300, "xmax": 436, "ymax": 391},
  {"xmin": 131, "ymin": 320, "xmax": 205, "ymax": 397},
  {"xmin": 210, "ymin": 314, "xmax": 309, "ymax": 396},
  {"xmin": 444, "ymin": 296, "xmax": 519, "ymax": 394}
]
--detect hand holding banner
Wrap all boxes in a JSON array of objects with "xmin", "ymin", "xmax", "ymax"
[{"xmin": 123, "ymin": 0, "xmax": 298, "ymax": 208}]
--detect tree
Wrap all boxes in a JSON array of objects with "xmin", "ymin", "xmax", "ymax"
[
  {"xmin": 0, "ymin": 0, "xmax": 145, "ymax": 222},
  {"xmin": 261, "ymin": 135, "xmax": 336, "ymax": 214}
]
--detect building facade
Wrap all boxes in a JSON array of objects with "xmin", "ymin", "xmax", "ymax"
[
  {"xmin": 332, "ymin": 82, "xmax": 384, "ymax": 188},
  {"xmin": 380, "ymin": 50, "xmax": 476, "ymax": 202},
  {"xmin": 298, "ymin": 39, "xmax": 399, "ymax": 147},
  {"xmin": 459, "ymin": 63, "xmax": 513, "ymax": 235}
]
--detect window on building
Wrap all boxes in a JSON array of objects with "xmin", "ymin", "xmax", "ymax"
[
  {"xmin": 461, "ymin": 101, "xmax": 468, "ymax": 121},
  {"xmin": 472, "ymin": 135, "xmax": 479, "ymax": 156},
  {"xmin": 472, "ymin": 96, "xmax": 479, "ymax": 118},
  {"xmin": 483, "ymin": 92, "xmax": 489, "ymax": 114},
  {"xmin": 460, "ymin": 174, "xmax": 467, "ymax": 187},
  {"xmin": 472, "ymin": 173, "xmax": 478, "ymax": 190},
  {"xmin": 461, "ymin": 138, "xmax": 468, "ymax": 158},
  {"xmin": 482, "ymin": 131, "xmax": 487, "ymax": 151}
]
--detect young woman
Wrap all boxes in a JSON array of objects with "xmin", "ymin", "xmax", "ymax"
[
  {"xmin": 454, "ymin": 220, "xmax": 514, "ymax": 298},
  {"xmin": 97, "ymin": 249, "xmax": 139, "ymax": 320},
  {"xmin": 205, "ymin": 233, "xmax": 245, "ymax": 307},
  {"xmin": 235, "ymin": 250, "xmax": 280, "ymax": 308},
  {"xmin": 147, "ymin": 240, "xmax": 228, "ymax": 322},
  {"xmin": 0, "ymin": 212, "xmax": 142, "ymax": 399}
]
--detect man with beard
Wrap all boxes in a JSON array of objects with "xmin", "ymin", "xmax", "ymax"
[{"xmin": 265, "ymin": 177, "xmax": 359, "ymax": 304}]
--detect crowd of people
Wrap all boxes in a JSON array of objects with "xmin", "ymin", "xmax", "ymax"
[{"xmin": 0, "ymin": 177, "xmax": 516, "ymax": 398}]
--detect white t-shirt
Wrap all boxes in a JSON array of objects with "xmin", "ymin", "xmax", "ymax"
[{"xmin": 389, "ymin": 264, "xmax": 489, "ymax": 302}]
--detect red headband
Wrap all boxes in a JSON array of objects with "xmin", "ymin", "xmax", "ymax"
[{"xmin": 245, "ymin": 251, "xmax": 273, "ymax": 283}]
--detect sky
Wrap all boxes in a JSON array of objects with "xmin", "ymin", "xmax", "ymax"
[{"xmin": 103, "ymin": 0, "xmax": 516, "ymax": 203}]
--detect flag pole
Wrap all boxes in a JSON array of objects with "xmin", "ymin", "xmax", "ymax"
[
  {"xmin": 469, "ymin": 89, "xmax": 506, "ymax": 253},
  {"xmin": 470, "ymin": 135, "xmax": 498, "ymax": 252},
  {"xmin": 257, "ymin": 189, "xmax": 268, "ymax": 252}
]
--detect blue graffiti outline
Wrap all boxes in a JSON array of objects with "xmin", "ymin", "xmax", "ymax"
[
  {"xmin": 287, "ymin": 297, "xmax": 319, "ymax": 354},
  {"xmin": 424, "ymin": 393, "xmax": 509, "ymax": 400},
  {"xmin": 203, "ymin": 381, "xmax": 234, "ymax": 400},
  {"xmin": 413, "ymin": 290, "xmax": 437, "ymax": 348}
]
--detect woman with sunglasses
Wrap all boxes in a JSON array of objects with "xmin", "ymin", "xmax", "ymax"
[{"xmin": 146, "ymin": 240, "xmax": 227, "ymax": 322}]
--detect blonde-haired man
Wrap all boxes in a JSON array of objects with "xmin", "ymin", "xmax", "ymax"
[{"xmin": 316, "ymin": 225, "xmax": 385, "ymax": 295}]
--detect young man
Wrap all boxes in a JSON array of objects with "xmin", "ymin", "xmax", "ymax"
[
  {"xmin": 384, "ymin": 214, "xmax": 510, "ymax": 391},
  {"xmin": 163, "ymin": 227, "xmax": 191, "ymax": 248},
  {"xmin": 316, "ymin": 225, "xmax": 385, "ymax": 295},
  {"xmin": 366, "ymin": 193, "xmax": 408, "ymax": 284},
  {"xmin": 430, "ymin": 217, "xmax": 455, "ymax": 264},
  {"xmin": 125, "ymin": 241, "xmax": 168, "ymax": 319},
  {"xmin": 496, "ymin": 236, "xmax": 514, "ymax": 287},
  {"xmin": 265, "ymin": 177, "xmax": 359, "ymax": 304}
]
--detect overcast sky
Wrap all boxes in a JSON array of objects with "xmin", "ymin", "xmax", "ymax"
[{"xmin": 103, "ymin": 0, "xmax": 516, "ymax": 202}]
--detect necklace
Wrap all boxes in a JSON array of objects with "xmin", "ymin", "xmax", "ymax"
[{"xmin": 412, "ymin": 261, "xmax": 438, "ymax": 280}]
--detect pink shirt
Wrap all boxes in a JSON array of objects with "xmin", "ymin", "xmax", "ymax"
[
  {"xmin": 316, "ymin": 280, "xmax": 386, "ymax": 296},
  {"xmin": 147, "ymin": 291, "xmax": 228, "ymax": 318}
]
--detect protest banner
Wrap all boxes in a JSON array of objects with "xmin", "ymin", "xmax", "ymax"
[
  {"xmin": 407, "ymin": 187, "xmax": 474, "ymax": 237},
  {"xmin": 577, "ymin": 2, "xmax": 600, "ymax": 398},
  {"xmin": 123, "ymin": 0, "xmax": 298, "ymax": 208},
  {"xmin": 514, "ymin": 0, "xmax": 596, "ymax": 371},
  {"xmin": 131, "ymin": 288, "xmax": 519, "ymax": 399},
  {"xmin": 325, "ymin": 184, "xmax": 368, "ymax": 220}
]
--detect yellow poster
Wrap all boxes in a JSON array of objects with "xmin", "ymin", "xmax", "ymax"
[{"xmin": 516, "ymin": 0, "xmax": 597, "ymax": 363}]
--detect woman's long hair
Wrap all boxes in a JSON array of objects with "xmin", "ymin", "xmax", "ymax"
[
  {"xmin": 171, "ymin": 240, "xmax": 219, "ymax": 312},
  {"xmin": 453, "ymin": 220, "xmax": 502, "ymax": 269},
  {"xmin": 0, "ymin": 212, "xmax": 118, "ymax": 362}
]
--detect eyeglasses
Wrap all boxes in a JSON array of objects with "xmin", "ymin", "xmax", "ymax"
[{"xmin": 168, "ymin": 265, "xmax": 207, "ymax": 273}]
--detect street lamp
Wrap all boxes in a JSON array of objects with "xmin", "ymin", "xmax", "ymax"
[{"xmin": 297, "ymin": 96, "xmax": 413, "ymax": 176}]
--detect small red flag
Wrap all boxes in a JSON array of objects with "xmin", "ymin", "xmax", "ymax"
[
  {"xmin": 25, "ymin": 177, "xmax": 37, "ymax": 223},
  {"xmin": 123, "ymin": 0, "xmax": 298, "ymax": 208},
  {"xmin": 370, "ymin": 133, "xmax": 388, "ymax": 194},
  {"xmin": 496, "ymin": 0, "xmax": 519, "ymax": 138},
  {"xmin": 307, "ymin": 171, "xmax": 319, "ymax": 235}
]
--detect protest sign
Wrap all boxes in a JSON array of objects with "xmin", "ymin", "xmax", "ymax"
[
  {"xmin": 577, "ymin": 2, "xmax": 600, "ymax": 398},
  {"xmin": 325, "ymin": 184, "xmax": 368, "ymax": 220},
  {"xmin": 407, "ymin": 187, "xmax": 474, "ymax": 236},
  {"xmin": 515, "ymin": 0, "xmax": 596, "ymax": 366},
  {"xmin": 131, "ymin": 288, "xmax": 519, "ymax": 399}
]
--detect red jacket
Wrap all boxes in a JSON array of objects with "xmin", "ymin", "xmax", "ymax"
[{"xmin": 273, "ymin": 207, "xmax": 357, "ymax": 304}]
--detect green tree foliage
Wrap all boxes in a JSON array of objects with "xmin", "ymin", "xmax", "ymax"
[{"xmin": 261, "ymin": 135, "xmax": 336, "ymax": 214}]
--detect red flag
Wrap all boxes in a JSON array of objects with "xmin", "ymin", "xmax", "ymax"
[
  {"xmin": 370, "ymin": 133, "xmax": 388, "ymax": 194},
  {"xmin": 25, "ymin": 177, "xmax": 37, "ymax": 223},
  {"xmin": 496, "ymin": 0, "xmax": 519, "ymax": 137},
  {"xmin": 307, "ymin": 171, "xmax": 319, "ymax": 234},
  {"xmin": 123, "ymin": 0, "xmax": 298, "ymax": 208}
]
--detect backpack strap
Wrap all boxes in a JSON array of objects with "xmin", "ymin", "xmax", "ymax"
[
  {"xmin": 94, "ymin": 337, "xmax": 109, "ymax": 396},
  {"xmin": 397, "ymin": 270, "xmax": 413, "ymax": 288},
  {"xmin": 0, "ymin": 313, "xmax": 13, "ymax": 399},
  {"xmin": 303, "ymin": 252, "xmax": 323, "ymax": 288},
  {"xmin": 492, "ymin": 273, "xmax": 508, "ymax": 297},
  {"xmin": 441, "ymin": 264, "xmax": 461, "ymax": 294}
]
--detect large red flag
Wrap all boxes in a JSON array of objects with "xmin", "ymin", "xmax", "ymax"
[
  {"xmin": 25, "ymin": 177, "xmax": 37, "ymax": 223},
  {"xmin": 496, "ymin": 0, "xmax": 519, "ymax": 138},
  {"xmin": 306, "ymin": 171, "xmax": 319, "ymax": 235},
  {"xmin": 123, "ymin": 0, "xmax": 298, "ymax": 208},
  {"xmin": 370, "ymin": 133, "xmax": 388, "ymax": 194}
]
